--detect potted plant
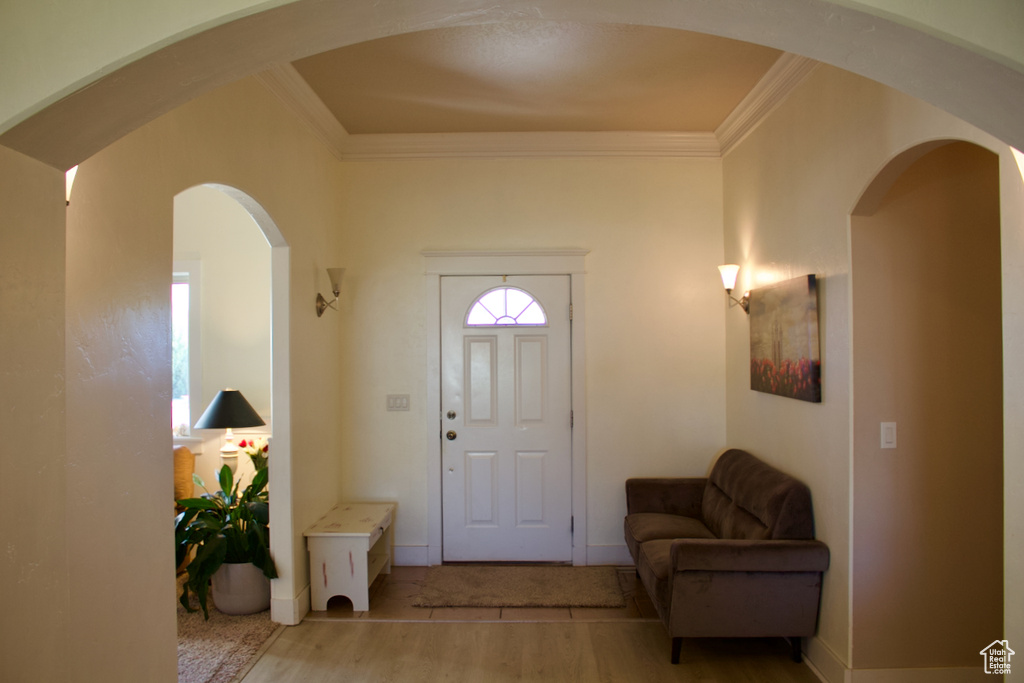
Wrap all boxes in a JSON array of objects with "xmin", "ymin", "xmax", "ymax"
[{"xmin": 175, "ymin": 454, "xmax": 277, "ymax": 618}]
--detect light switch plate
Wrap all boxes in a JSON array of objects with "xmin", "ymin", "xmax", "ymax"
[
  {"xmin": 881, "ymin": 422, "xmax": 897, "ymax": 449},
  {"xmin": 387, "ymin": 394, "xmax": 410, "ymax": 411}
]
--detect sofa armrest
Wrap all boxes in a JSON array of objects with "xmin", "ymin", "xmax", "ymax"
[
  {"xmin": 670, "ymin": 538, "xmax": 830, "ymax": 573},
  {"xmin": 625, "ymin": 477, "xmax": 706, "ymax": 516}
]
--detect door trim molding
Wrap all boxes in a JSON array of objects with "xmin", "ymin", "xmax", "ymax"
[{"xmin": 423, "ymin": 249, "xmax": 589, "ymax": 566}]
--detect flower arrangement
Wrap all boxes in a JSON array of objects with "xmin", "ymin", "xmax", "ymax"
[{"xmin": 239, "ymin": 437, "xmax": 269, "ymax": 471}]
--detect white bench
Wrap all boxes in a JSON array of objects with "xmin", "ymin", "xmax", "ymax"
[{"xmin": 304, "ymin": 502, "xmax": 394, "ymax": 611}]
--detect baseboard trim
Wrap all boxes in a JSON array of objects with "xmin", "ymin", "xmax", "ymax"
[
  {"xmin": 586, "ymin": 544, "xmax": 633, "ymax": 566},
  {"xmin": 271, "ymin": 584, "xmax": 309, "ymax": 626},
  {"xmin": 394, "ymin": 545, "xmax": 430, "ymax": 567},
  {"xmin": 802, "ymin": 638, "xmax": 988, "ymax": 683},
  {"xmin": 848, "ymin": 667, "xmax": 990, "ymax": 682},
  {"xmin": 804, "ymin": 636, "xmax": 847, "ymax": 683}
]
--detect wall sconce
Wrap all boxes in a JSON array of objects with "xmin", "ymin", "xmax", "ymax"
[
  {"xmin": 718, "ymin": 264, "xmax": 750, "ymax": 314},
  {"xmin": 316, "ymin": 267, "xmax": 346, "ymax": 317}
]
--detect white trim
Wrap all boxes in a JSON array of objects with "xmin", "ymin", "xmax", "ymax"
[
  {"xmin": 569, "ymin": 274, "xmax": 588, "ymax": 567},
  {"xmin": 846, "ymin": 668, "xmax": 989, "ymax": 683},
  {"xmin": 804, "ymin": 636, "xmax": 849, "ymax": 683},
  {"xmin": 255, "ymin": 64, "xmax": 349, "ymax": 161},
  {"xmin": 585, "ymin": 544, "xmax": 632, "ymax": 566},
  {"xmin": 393, "ymin": 545, "xmax": 430, "ymax": 567},
  {"xmin": 171, "ymin": 259, "xmax": 202, "ymax": 435},
  {"xmin": 272, "ymin": 584, "xmax": 309, "ymax": 627},
  {"xmin": 423, "ymin": 249, "xmax": 589, "ymax": 275},
  {"xmin": 716, "ymin": 53, "xmax": 819, "ymax": 156},
  {"xmin": 800, "ymin": 636, "xmax": 990, "ymax": 683},
  {"xmin": 340, "ymin": 131, "xmax": 720, "ymax": 160},
  {"xmin": 423, "ymin": 249, "xmax": 589, "ymax": 565},
  {"xmin": 256, "ymin": 54, "xmax": 816, "ymax": 161}
]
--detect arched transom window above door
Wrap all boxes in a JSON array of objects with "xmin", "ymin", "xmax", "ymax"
[{"xmin": 466, "ymin": 287, "xmax": 547, "ymax": 326}]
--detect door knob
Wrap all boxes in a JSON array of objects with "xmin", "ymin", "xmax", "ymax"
[{"xmin": 446, "ymin": 430, "xmax": 457, "ymax": 441}]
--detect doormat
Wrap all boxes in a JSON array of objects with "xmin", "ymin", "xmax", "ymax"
[{"xmin": 413, "ymin": 565, "xmax": 626, "ymax": 608}]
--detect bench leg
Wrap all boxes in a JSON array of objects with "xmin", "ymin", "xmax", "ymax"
[
  {"xmin": 671, "ymin": 637, "xmax": 682, "ymax": 664},
  {"xmin": 789, "ymin": 636, "xmax": 802, "ymax": 663}
]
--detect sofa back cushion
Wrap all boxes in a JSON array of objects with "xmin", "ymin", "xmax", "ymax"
[{"xmin": 701, "ymin": 449, "xmax": 815, "ymax": 540}]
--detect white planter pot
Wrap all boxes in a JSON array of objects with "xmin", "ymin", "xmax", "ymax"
[{"xmin": 211, "ymin": 562, "xmax": 271, "ymax": 615}]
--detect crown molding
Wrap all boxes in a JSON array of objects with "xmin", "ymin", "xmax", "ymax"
[
  {"xmin": 715, "ymin": 53, "xmax": 819, "ymax": 156},
  {"xmin": 340, "ymin": 130, "xmax": 720, "ymax": 160},
  {"xmin": 254, "ymin": 64, "xmax": 351, "ymax": 161},
  {"xmin": 258, "ymin": 54, "xmax": 817, "ymax": 161}
]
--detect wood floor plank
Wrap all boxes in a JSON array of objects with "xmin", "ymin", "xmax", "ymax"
[{"xmin": 240, "ymin": 621, "xmax": 821, "ymax": 683}]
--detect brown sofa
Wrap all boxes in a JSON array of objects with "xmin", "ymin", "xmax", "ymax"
[{"xmin": 624, "ymin": 448, "xmax": 829, "ymax": 664}]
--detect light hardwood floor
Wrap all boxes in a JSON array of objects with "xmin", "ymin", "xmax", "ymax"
[{"xmin": 240, "ymin": 567, "xmax": 821, "ymax": 682}]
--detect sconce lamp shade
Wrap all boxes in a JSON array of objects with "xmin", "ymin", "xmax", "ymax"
[
  {"xmin": 194, "ymin": 389, "xmax": 265, "ymax": 430},
  {"xmin": 326, "ymin": 267, "xmax": 346, "ymax": 294},
  {"xmin": 718, "ymin": 264, "xmax": 740, "ymax": 292}
]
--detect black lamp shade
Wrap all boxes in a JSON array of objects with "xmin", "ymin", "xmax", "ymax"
[{"xmin": 193, "ymin": 389, "xmax": 266, "ymax": 430}]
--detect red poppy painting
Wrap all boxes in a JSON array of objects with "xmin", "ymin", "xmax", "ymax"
[{"xmin": 749, "ymin": 274, "xmax": 821, "ymax": 403}]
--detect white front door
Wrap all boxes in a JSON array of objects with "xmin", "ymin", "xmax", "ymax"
[{"xmin": 441, "ymin": 275, "xmax": 573, "ymax": 562}]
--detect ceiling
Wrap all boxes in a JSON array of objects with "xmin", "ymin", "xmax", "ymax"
[{"xmin": 266, "ymin": 22, "xmax": 813, "ymax": 159}]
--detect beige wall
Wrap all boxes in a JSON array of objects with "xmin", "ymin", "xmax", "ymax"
[
  {"xmin": 0, "ymin": 146, "xmax": 69, "ymax": 680},
  {"xmin": 332, "ymin": 157, "xmax": 728, "ymax": 554},
  {"xmin": 851, "ymin": 141, "xmax": 1002, "ymax": 669},
  {"xmin": 723, "ymin": 64, "xmax": 1024, "ymax": 677},
  {"xmin": 58, "ymin": 77, "xmax": 345, "ymax": 681}
]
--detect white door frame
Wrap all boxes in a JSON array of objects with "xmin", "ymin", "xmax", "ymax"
[{"xmin": 424, "ymin": 250, "xmax": 589, "ymax": 566}]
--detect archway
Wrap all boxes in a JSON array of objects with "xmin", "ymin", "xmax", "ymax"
[
  {"xmin": 173, "ymin": 183, "xmax": 293, "ymax": 618},
  {"xmin": 3, "ymin": 1, "xmax": 1024, "ymax": 169},
  {"xmin": 850, "ymin": 140, "xmax": 1003, "ymax": 670}
]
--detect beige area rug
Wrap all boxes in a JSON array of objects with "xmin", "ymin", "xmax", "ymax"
[
  {"xmin": 177, "ymin": 581, "xmax": 282, "ymax": 683},
  {"xmin": 413, "ymin": 565, "xmax": 626, "ymax": 608}
]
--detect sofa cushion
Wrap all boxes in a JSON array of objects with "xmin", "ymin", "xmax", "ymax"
[
  {"xmin": 701, "ymin": 449, "xmax": 815, "ymax": 540},
  {"xmin": 624, "ymin": 512, "xmax": 715, "ymax": 561}
]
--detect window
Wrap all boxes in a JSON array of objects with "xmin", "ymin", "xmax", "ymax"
[
  {"xmin": 172, "ymin": 261, "xmax": 201, "ymax": 435},
  {"xmin": 466, "ymin": 287, "xmax": 547, "ymax": 326}
]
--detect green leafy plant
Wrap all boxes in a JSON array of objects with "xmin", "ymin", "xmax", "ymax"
[{"xmin": 175, "ymin": 464, "xmax": 277, "ymax": 618}]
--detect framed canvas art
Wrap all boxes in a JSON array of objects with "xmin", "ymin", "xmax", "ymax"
[{"xmin": 749, "ymin": 274, "xmax": 821, "ymax": 403}]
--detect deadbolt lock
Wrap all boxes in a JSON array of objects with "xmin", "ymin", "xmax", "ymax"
[{"xmin": 446, "ymin": 410, "xmax": 457, "ymax": 420}]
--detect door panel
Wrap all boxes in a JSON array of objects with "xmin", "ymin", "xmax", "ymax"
[
  {"xmin": 466, "ymin": 451, "xmax": 498, "ymax": 526},
  {"xmin": 516, "ymin": 451, "xmax": 547, "ymax": 525},
  {"xmin": 465, "ymin": 337, "xmax": 497, "ymax": 425},
  {"xmin": 441, "ymin": 275, "xmax": 572, "ymax": 562},
  {"xmin": 515, "ymin": 336, "xmax": 546, "ymax": 425}
]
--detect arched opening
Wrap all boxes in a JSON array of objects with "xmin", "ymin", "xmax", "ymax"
[
  {"xmin": 3, "ymin": 1, "xmax": 1023, "ymax": 168},
  {"xmin": 173, "ymin": 183, "xmax": 292, "ymax": 619},
  {"xmin": 850, "ymin": 141, "xmax": 1003, "ymax": 669}
]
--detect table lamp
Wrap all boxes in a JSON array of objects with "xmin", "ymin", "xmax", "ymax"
[{"xmin": 193, "ymin": 388, "xmax": 266, "ymax": 455}]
